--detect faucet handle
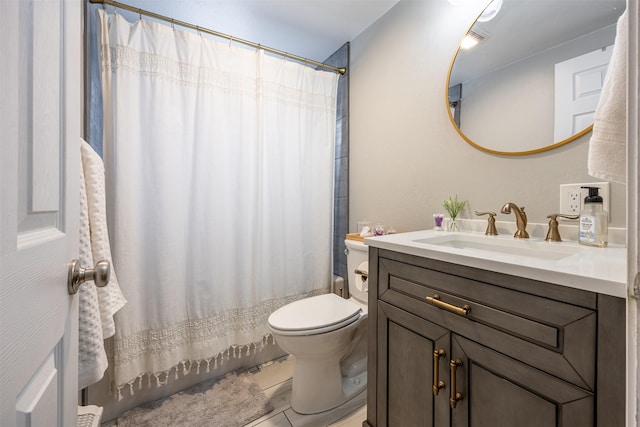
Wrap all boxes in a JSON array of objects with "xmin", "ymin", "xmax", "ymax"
[
  {"xmin": 545, "ymin": 213, "xmax": 579, "ymax": 242},
  {"xmin": 475, "ymin": 211, "xmax": 498, "ymax": 236}
]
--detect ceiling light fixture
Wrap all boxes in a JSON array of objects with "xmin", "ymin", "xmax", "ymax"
[
  {"xmin": 447, "ymin": 0, "xmax": 503, "ymax": 23},
  {"xmin": 477, "ymin": 0, "xmax": 503, "ymax": 22},
  {"xmin": 461, "ymin": 30, "xmax": 485, "ymax": 49}
]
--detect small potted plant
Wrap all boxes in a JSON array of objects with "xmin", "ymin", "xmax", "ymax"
[{"xmin": 442, "ymin": 195, "xmax": 467, "ymax": 231}]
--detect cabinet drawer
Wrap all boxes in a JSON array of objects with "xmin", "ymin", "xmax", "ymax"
[
  {"xmin": 378, "ymin": 256, "xmax": 597, "ymax": 389},
  {"xmin": 391, "ymin": 275, "xmax": 559, "ymax": 346}
]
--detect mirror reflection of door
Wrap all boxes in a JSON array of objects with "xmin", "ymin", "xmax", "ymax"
[
  {"xmin": 554, "ymin": 45, "xmax": 613, "ymax": 142},
  {"xmin": 447, "ymin": 0, "xmax": 625, "ymax": 155}
]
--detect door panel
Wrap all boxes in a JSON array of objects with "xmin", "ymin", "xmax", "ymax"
[
  {"xmin": 451, "ymin": 335, "xmax": 594, "ymax": 427},
  {"xmin": 469, "ymin": 363, "xmax": 556, "ymax": 426},
  {"xmin": 16, "ymin": 353, "xmax": 59, "ymax": 426},
  {"xmin": 0, "ymin": 0, "xmax": 80, "ymax": 426},
  {"xmin": 378, "ymin": 301, "xmax": 450, "ymax": 427},
  {"xmin": 554, "ymin": 45, "xmax": 613, "ymax": 141}
]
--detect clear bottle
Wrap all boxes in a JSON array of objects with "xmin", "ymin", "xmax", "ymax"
[{"xmin": 578, "ymin": 186, "xmax": 608, "ymax": 247}]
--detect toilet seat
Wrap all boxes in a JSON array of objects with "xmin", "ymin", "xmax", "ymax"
[{"xmin": 268, "ymin": 293, "xmax": 362, "ymax": 336}]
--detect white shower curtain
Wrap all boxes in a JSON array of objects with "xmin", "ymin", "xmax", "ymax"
[{"xmin": 98, "ymin": 10, "xmax": 338, "ymax": 397}]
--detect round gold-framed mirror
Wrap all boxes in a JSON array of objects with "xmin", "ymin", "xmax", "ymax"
[{"xmin": 446, "ymin": 0, "xmax": 625, "ymax": 156}]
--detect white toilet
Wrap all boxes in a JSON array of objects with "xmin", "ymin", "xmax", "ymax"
[{"xmin": 267, "ymin": 239, "xmax": 369, "ymax": 414}]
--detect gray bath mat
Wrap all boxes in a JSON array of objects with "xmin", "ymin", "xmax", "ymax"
[{"xmin": 117, "ymin": 371, "xmax": 273, "ymax": 426}]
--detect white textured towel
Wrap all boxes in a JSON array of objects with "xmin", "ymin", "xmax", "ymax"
[
  {"xmin": 78, "ymin": 139, "xmax": 127, "ymax": 389},
  {"xmin": 78, "ymin": 157, "xmax": 108, "ymax": 389},
  {"xmin": 588, "ymin": 10, "xmax": 627, "ymax": 184},
  {"xmin": 81, "ymin": 140, "xmax": 127, "ymax": 338}
]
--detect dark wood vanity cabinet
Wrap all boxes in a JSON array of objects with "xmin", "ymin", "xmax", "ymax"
[{"xmin": 365, "ymin": 248, "xmax": 625, "ymax": 427}]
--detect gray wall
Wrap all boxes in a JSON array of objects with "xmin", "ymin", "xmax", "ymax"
[{"xmin": 349, "ymin": 0, "xmax": 626, "ymax": 234}]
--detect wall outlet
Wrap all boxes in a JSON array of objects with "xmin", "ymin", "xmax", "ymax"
[{"xmin": 559, "ymin": 182, "xmax": 610, "ymax": 217}]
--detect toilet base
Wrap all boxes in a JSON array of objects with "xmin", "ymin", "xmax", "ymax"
[
  {"xmin": 267, "ymin": 295, "xmax": 369, "ymax": 415},
  {"xmin": 341, "ymin": 370, "xmax": 367, "ymax": 407},
  {"xmin": 290, "ymin": 362, "xmax": 367, "ymax": 415}
]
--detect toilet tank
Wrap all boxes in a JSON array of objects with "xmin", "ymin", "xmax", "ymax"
[{"xmin": 345, "ymin": 239, "xmax": 368, "ymax": 304}]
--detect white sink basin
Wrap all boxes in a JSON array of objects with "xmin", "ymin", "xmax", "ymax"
[
  {"xmin": 413, "ymin": 234, "xmax": 583, "ymax": 261},
  {"xmin": 364, "ymin": 230, "xmax": 626, "ymax": 298}
]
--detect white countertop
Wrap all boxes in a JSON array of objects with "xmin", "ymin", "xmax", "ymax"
[{"xmin": 365, "ymin": 230, "xmax": 627, "ymax": 298}]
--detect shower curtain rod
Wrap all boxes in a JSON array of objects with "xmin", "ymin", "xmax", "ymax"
[{"xmin": 89, "ymin": 0, "xmax": 347, "ymax": 75}]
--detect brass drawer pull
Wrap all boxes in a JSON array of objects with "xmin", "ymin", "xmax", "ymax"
[
  {"xmin": 432, "ymin": 349, "xmax": 446, "ymax": 396},
  {"xmin": 450, "ymin": 359, "xmax": 463, "ymax": 409},
  {"xmin": 426, "ymin": 294, "xmax": 471, "ymax": 316}
]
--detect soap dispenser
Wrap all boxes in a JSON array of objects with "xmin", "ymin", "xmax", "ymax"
[{"xmin": 578, "ymin": 186, "xmax": 608, "ymax": 247}]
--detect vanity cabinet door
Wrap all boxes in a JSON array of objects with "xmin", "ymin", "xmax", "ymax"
[
  {"xmin": 450, "ymin": 334, "xmax": 594, "ymax": 427},
  {"xmin": 379, "ymin": 254, "xmax": 597, "ymax": 391},
  {"xmin": 367, "ymin": 248, "xmax": 624, "ymax": 427},
  {"xmin": 377, "ymin": 301, "xmax": 451, "ymax": 427}
]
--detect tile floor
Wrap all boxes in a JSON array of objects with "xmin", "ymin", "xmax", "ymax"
[{"xmin": 244, "ymin": 355, "xmax": 367, "ymax": 427}]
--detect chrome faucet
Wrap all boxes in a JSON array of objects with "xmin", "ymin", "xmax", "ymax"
[{"xmin": 501, "ymin": 202, "xmax": 529, "ymax": 238}]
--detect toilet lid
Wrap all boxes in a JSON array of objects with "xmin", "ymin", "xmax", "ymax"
[{"xmin": 268, "ymin": 293, "xmax": 362, "ymax": 335}]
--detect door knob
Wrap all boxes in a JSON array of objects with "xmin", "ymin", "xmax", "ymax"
[{"xmin": 68, "ymin": 259, "xmax": 111, "ymax": 295}]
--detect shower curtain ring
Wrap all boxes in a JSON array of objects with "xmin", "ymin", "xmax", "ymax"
[{"xmin": 138, "ymin": 8, "xmax": 142, "ymax": 21}]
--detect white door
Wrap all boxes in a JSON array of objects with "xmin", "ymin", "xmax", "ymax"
[
  {"xmin": 629, "ymin": 1, "xmax": 640, "ymax": 425},
  {"xmin": 0, "ymin": 0, "xmax": 81, "ymax": 426},
  {"xmin": 554, "ymin": 45, "xmax": 614, "ymax": 142}
]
